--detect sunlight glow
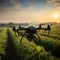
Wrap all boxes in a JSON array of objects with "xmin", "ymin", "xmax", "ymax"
[{"xmin": 53, "ymin": 14, "xmax": 59, "ymax": 19}]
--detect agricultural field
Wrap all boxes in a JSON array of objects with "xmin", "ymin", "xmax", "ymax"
[{"xmin": 0, "ymin": 24, "xmax": 60, "ymax": 60}]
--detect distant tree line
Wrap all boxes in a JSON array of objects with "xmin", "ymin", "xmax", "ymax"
[
  {"xmin": 0, "ymin": 22, "xmax": 60, "ymax": 27},
  {"xmin": 0, "ymin": 22, "xmax": 29, "ymax": 27}
]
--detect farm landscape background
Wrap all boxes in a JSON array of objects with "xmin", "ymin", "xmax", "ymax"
[{"xmin": 0, "ymin": 22, "xmax": 60, "ymax": 60}]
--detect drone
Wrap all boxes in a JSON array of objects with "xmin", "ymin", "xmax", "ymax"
[{"xmin": 12, "ymin": 24, "xmax": 51, "ymax": 43}]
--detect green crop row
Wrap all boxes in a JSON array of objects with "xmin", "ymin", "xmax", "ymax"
[
  {"xmin": 31, "ymin": 34, "xmax": 60, "ymax": 57},
  {"xmin": 40, "ymin": 35, "xmax": 60, "ymax": 57},
  {"xmin": 8, "ymin": 28, "xmax": 56, "ymax": 60},
  {"xmin": 0, "ymin": 28, "xmax": 7, "ymax": 60}
]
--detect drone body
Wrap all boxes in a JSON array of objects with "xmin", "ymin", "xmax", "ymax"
[
  {"xmin": 25, "ymin": 26, "xmax": 37, "ymax": 34},
  {"xmin": 12, "ymin": 25, "xmax": 51, "ymax": 43},
  {"xmin": 19, "ymin": 26, "xmax": 41, "ymax": 43}
]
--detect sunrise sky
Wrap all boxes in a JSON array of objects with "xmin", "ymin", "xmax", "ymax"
[{"xmin": 0, "ymin": 0, "xmax": 60, "ymax": 23}]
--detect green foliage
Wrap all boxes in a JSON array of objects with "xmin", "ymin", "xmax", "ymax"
[
  {"xmin": 39, "ymin": 36, "xmax": 60, "ymax": 56},
  {"xmin": 0, "ymin": 28, "xmax": 7, "ymax": 60}
]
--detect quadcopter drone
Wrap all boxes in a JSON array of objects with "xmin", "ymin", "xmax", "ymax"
[{"xmin": 12, "ymin": 24, "xmax": 51, "ymax": 43}]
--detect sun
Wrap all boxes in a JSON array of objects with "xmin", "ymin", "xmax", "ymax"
[{"xmin": 53, "ymin": 14, "xmax": 59, "ymax": 19}]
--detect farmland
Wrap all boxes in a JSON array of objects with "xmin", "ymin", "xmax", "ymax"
[{"xmin": 0, "ymin": 24, "xmax": 60, "ymax": 60}]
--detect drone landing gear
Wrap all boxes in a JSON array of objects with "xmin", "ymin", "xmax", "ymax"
[
  {"xmin": 20, "ymin": 33, "xmax": 26, "ymax": 43},
  {"xmin": 43, "ymin": 29, "xmax": 50, "ymax": 36}
]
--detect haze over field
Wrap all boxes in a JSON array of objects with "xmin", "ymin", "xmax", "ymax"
[{"xmin": 0, "ymin": 0, "xmax": 60, "ymax": 23}]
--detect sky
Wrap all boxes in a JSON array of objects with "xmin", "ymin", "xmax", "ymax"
[{"xmin": 0, "ymin": 0, "xmax": 60, "ymax": 23}]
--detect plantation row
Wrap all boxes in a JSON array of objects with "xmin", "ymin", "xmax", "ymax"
[
  {"xmin": 36, "ymin": 35, "xmax": 60, "ymax": 57},
  {"xmin": 0, "ymin": 28, "xmax": 7, "ymax": 60}
]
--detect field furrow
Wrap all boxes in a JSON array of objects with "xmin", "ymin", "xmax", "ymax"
[{"xmin": 4, "ymin": 28, "xmax": 17, "ymax": 60}]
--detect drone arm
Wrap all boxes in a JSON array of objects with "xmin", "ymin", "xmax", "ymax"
[
  {"xmin": 35, "ymin": 27, "xmax": 46, "ymax": 30},
  {"xmin": 17, "ymin": 28, "xmax": 27, "ymax": 31}
]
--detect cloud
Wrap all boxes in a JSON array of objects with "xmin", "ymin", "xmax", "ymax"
[
  {"xmin": 0, "ymin": 0, "xmax": 48, "ymax": 12},
  {"xmin": 47, "ymin": 0, "xmax": 60, "ymax": 7},
  {"xmin": 0, "ymin": 0, "xmax": 16, "ymax": 7},
  {"xmin": 0, "ymin": 0, "xmax": 21, "ymax": 12}
]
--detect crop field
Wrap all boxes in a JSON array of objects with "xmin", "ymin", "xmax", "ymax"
[{"xmin": 0, "ymin": 24, "xmax": 60, "ymax": 60}]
